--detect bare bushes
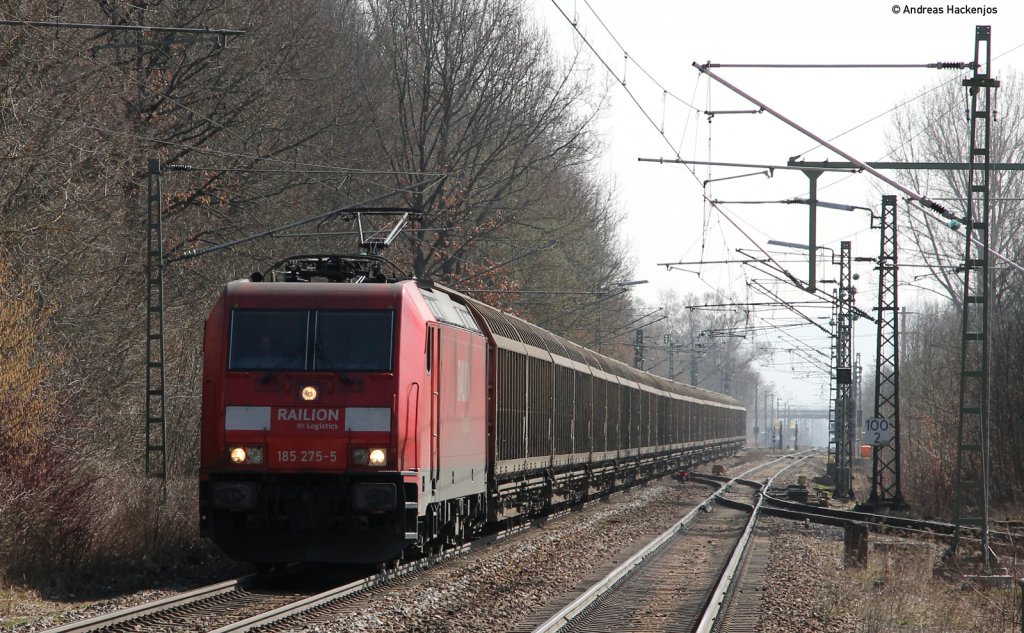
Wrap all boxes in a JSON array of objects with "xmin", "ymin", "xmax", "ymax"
[
  {"xmin": 899, "ymin": 297, "xmax": 1024, "ymax": 517},
  {"xmin": 897, "ymin": 304, "xmax": 960, "ymax": 518},
  {"xmin": 0, "ymin": 257, "xmax": 202, "ymax": 585},
  {"xmin": 0, "ymin": 260, "xmax": 102, "ymax": 584}
]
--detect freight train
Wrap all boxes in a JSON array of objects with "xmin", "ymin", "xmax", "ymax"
[{"xmin": 199, "ymin": 255, "xmax": 745, "ymax": 566}]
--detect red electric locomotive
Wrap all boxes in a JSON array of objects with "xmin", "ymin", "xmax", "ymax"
[{"xmin": 199, "ymin": 255, "xmax": 744, "ymax": 566}]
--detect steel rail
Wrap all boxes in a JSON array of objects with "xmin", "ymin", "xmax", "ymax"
[
  {"xmin": 694, "ymin": 453, "xmax": 813, "ymax": 633},
  {"xmin": 531, "ymin": 451, "xmax": 815, "ymax": 632},
  {"xmin": 45, "ymin": 499, "xmax": 594, "ymax": 633},
  {"xmin": 48, "ymin": 449, "xmax": 747, "ymax": 633},
  {"xmin": 203, "ymin": 519, "xmax": 567, "ymax": 633},
  {"xmin": 759, "ymin": 495, "xmax": 1002, "ymax": 545},
  {"xmin": 44, "ymin": 574, "xmax": 257, "ymax": 633},
  {"xmin": 206, "ymin": 470, "xmax": 688, "ymax": 632}
]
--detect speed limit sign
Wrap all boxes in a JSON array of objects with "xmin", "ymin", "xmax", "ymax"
[{"xmin": 865, "ymin": 417, "xmax": 893, "ymax": 446}]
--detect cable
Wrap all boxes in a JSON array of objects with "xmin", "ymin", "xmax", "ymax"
[
  {"xmin": 547, "ymin": 0, "xmax": 696, "ymax": 166},
  {"xmin": 789, "ymin": 38, "xmax": 1024, "ymax": 195},
  {"xmin": 577, "ymin": 0, "xmax": 699, "ymax": 112}
]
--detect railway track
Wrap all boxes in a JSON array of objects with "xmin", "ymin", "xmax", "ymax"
[
  {"xmin": 54, "ymin": 449, "xmax": 1002, "ymax": 632},
  {"xmin": 525, "ymin": 449, "xmax": 1024, "ymax": 633},
  {"xmin": 527, "ymin": 452, "xmax": 815, "ymax": 633},
  {"xmin": 42, "ymin": 543, "xmax": 485, "ymax": 633},
  {"xmin": 41, "ymin": 567, "xmax": 347, "ymax": 633},
  {"xmin": 45, "ymin": 466, "xmax": 711, "ymax": 633},
  {"xmin": 198, "ymin": 481, "xmax": 748, "ymax": 632}
]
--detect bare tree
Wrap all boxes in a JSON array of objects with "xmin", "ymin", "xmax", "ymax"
[
  {"xmin": 0, "ymin": 0, "xmax": 642, "ymax": 583},
  {"xmin": 485, "ymin": 172, "xmax": 635, "ymax": 344},
  {"xmin": 358, "ymin": 0, "xmax": 609, "ymax": 285},
  {"xmin": 640, "ymin": 289, "xmax": 771, "ymax": 395},
  {"xmin": 895, "ymin": 303, "xmax": 960, "ymax": 516},
  {"xmin": 0, "ymin": 0, "xmax": 385, "ymax": 580},
  {"xmin": 887, "ymin": 71, "xmax": 1024, "ymax": 304},
  {"xmin": 887, "ymin": 73, "xmax": 1024, "ymax": 510}
]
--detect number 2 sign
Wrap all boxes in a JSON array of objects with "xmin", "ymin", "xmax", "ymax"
[{"xmin": 865, "ymin": 417, "xmax": 893, "ymax": 446}]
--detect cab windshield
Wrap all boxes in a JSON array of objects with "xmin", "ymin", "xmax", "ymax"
[{"xmin": 228, "ymin": 309, "xmax": 394, "ymax": 372}]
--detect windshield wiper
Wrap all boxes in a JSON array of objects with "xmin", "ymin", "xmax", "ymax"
[
  {"xmin": 259, "ymin": 347, "xmax": 306, "ymax": 382},
  {"xmin": 313, "ymin": 343, "xmax": 357, "ymax": 385}
]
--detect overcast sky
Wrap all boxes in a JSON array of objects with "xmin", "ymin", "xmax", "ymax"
[{"xmin": 535, "ymin": 0, "xmax": 1023, "ymax": 407}]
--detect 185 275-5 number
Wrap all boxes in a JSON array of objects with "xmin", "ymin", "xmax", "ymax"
[{"xmin": 277, "ymin": 450, "xmax": 337, "ymax": 463}]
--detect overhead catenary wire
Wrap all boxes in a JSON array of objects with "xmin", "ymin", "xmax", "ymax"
[
  {"xmin": 730, "ymin": 36, "xmax": 1024, "ymax": 163},
  {"xmin": 705, "ymin": 62, "xmax": 974, "ymax": 69},
  {"xmin": 535, "ymin": 287, "xmax": 634, "ymax": 329},
  {"xmin": 586, "ymin": 308, "xmax": 666, "ymax": 348},
  {"xmin": 166, "ymin": 177, "xmax": 444, "ymax": 262},
  {"xmin": 693, "ymin": 61, "xmax": 1024, "ymax": 276},
  {"xmin": 548, "ymin": 4, "xmax": 1024, "ymax": 398},
  {"xmin": 575, "ymin": 0, "xmax": 700, "ymax": 112},
  {"xmin": 0, "ymin": 18, "xmax": 245, "ymax": 36},
  {"xmin": 561, "ymin": 4, "xmax": 1024, "ymax": 311},
  {"xmin": 761, "ymin": 327, "xmax": 832, "ymax": 368},
  {"xmin": 906, "ymin": 198, "xmax": 1024, "ymax": 276},
  {"xmin": 163, "ymin": 164, "xmax": 444, "ymax": 178},
  {"xmin": 693, "ymin": 63, "xmax": 956, "ymax": 216},
  {"xmin": 546, "ymin": 0, "xmax": 699, "ymax": 169},
  {"xmin": 549, "ymin": 0, "xmax": 770, "ymax": 305},
  {"xmin": 742, "ymin": 255, "xmax": 876, "ymax": 323}
]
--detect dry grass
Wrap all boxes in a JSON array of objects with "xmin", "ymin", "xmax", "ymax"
[
  {"xmin": 763, "ymin": 511, "xmax": 1023, "ymax": 633},
  {"xmin": 836, "ymin": 539, "xmax": 1021, "ymax": 632},
  {"xmin": 0, "ymin": 584, "xmax": 89, "ymax": 630}
]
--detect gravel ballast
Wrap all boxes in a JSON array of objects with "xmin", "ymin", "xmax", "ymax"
[{"xmin": 7, "ymin": 450, "xmax": 1020, "ymax": 632}]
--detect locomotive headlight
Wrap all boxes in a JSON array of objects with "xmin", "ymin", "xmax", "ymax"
[
  {"xmin": 228, "ymin": 446, "xmax": 265, "ymax": 465},
  {"xmin": 351, "ymin": 447, "xmax": 386, "ymax": 466},
  {"xmin": 300, "ymin": 385, "xmax": 319, "ymax": 401},
  {"xmin": 351, "ymin": 448, "xmax": 369, "ymax": 466}
]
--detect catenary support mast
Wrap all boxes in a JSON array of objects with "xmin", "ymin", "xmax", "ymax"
[
  {"xmin": 952, "ymin": 26, "xmax": 999, "ymax": 568},
  {"xmin": 145, "ymin": 160, "xmax": 166, "ymax": 498},
  {"xmin": 868, "ymin": 195, "xmax": 905, "ymax": 508},
  {"xmin": 834, "ymin": 241, "xmax": 854, "ymax": 499}
]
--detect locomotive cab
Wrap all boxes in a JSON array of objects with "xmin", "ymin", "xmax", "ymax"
[{"xmin": 200, "ymin": 280, "xmax": 417, "ymax": 564}]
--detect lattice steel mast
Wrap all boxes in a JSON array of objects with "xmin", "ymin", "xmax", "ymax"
[
  {"xmin": 952, "ymin": 26, "xmax": 999, "ymax": 567},
  {"xmin": 145, "ymin": 160, "xmax": 166, "ymax": 494},
  {"xmin": 834, "ymin": 241, "xmax": 854, "ymax": 499},
  {"xmin": 144, "ymin": 160, "xmax": 435, "ymax": 498},
  {"xmin": 827, "ymin": 292, "xmax": 839, "ymax": 482},
  {"xmin": 868, "ymin": 195, "xmax": 904, "ymax": 507}
]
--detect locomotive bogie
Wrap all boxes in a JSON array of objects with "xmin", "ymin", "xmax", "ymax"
[{"xmin": 200, "ymin": 472, "xmax": 416, "ymax": 564}]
